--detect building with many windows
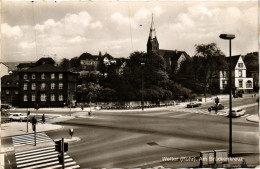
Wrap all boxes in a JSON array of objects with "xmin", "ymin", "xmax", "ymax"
[
  {"xmin": 1, "ymin": 72, "xmax": 19, "ymax": 106},
  {"xmin": 18, "ymin": 63, "xmax": 77, "ymax": 108},
  {"xmin": 219, "ymin": 55, "xmax": 253, "ymax": 94}
]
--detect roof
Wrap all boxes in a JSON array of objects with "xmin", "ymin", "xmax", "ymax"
[
  {"xmin": 17, "ymin": 63, "xmax": 36, "ymax": 69},
  {"xmin": 158, "ymin": 49, "xmax": 190, "ymax": 60},
  {"xmin": 79, "ymin": 53, "xmax": 98, "ymax": 61},
  {"xmin": 103, "ymin": 53, "xmax": 114, "ymax": 60},
  {"xmin": 225, "ymin": 55, "xmax": 241, "ymax": 69},
  {"xmin": 36, "ymin": 57, "xmax": 55, "ymax": 66},
  {"xmin": 0, "ymin": 62, "xmax": 9, "ymax": 68},
  {"xmin": 1, "ymin": 73, "xmax": 19, "ymax": 88},
  {"xmin": 19, "ymin": 64, "xmax": 69, "ymax": 73}
]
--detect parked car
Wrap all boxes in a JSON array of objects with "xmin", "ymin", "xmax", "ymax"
[
  {"xmin": 187, "ymin": 102, "xmax": 202, "ymax": 108},
  {"xmin": 9, "ymin": 113, "xmax": 28, "ymax": 121},
  {"xmin": 225, "ymin": 108, "xmax": 246, "ymax": 117},
  {"xmin": 208, "ymin": 103, "xmax": 224, "ymax": 111}
]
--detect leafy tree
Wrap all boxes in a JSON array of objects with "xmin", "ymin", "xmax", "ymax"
[
  {"xmin": 60, "ymin": 58, "xmax": 71, "ymax": 70},
  {"xmin": 194, "ymin": 43, "xmax": 227, "ymax": 96}
]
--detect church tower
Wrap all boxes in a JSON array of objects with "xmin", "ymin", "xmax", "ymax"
[{"xmin": 147, "ymin": 14, "xmax": 159, "ymax": 52}]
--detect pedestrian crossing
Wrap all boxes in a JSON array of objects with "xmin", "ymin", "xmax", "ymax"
[
  {"xmin": 12, "ymin": 132, "xmax": 52, "ymax": 147},
  {"xmin": 138, "ymin": 107, "xmax": 254, "ymax": 119},
  {"xmin": 15, "ymin": 146, "xmax": 80, "ymax": 169}
]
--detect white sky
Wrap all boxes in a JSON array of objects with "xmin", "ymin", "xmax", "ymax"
[{"xmin": 1, "ymin": 1, "xmax": 258, "ymax": 62}]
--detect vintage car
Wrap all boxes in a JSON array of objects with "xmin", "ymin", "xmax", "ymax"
[
  {"xmin": 186, "ymin": 102, "xmax": 202, "ymax": 108},
  {"xmin": 9, "ymin": 113, "xmax": 28, "ymax": 121},
  {"xmin": 225, "ymin": 108, "xmax": 246, "ymax": 117},
  {"xmin": 208, "ymin": 103, "xmax": 224, "ymax": 111}
]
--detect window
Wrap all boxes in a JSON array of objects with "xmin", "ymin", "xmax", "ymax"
[
  {"xmin": 51, "ymin": 83, "xmax": 55, "ymax": 90},
  {"xmin": 238, "ymin": 63, "xmax": 243, "ymax": 68},
  {"xmin": 59, "ymin": 83, "xmax": 63, "ymax": 89},
  {"xmin": 41, "ymin": 83, "xmax": 46, "ymax": 90},
  {"xmin": 15, "ymin": 90, "xmax": 18, "ymax": 94},
  {"xmin": 239, "ymin": 80, "xmax": 243, "ymax": 88},
  {"xmin": 16, "ymin": 82, "xmax": 19, "ymax": 85},
  {"xmin": 51, "ymin": 94, "xmax": 55, "ymax": 101},
  {"xmin": 59, "ymin": 94, "xmax": 63, "ymax": 101},
  {"xmin": 41, "ymin": 73, "xmax": 45, "ymax": 79},
  {"xmin": 6, "ymin": 82, "xmax": 10, "ymax": 85},
  {"xmin": 32, "ymin": 73, "xmax": 36, "ymax": 79},
  {"xmin": 23, "ymin": 83, "xmax": 28, "ymax": 90},
  {"xmin": 24, "ymin": 95, "xmax": 28, "ymax": 102},
  {"xmin": 24, "ymin": 74, "xmax": 28, "ymax": 80},
  {"xmin": 51, "ymin": 73, "xmax": 55, "ymax": 79},
  {"xmin": 6, "ymin": 90, "xmax": 9, "ymax": 95},
  {"xmin": 32, "ymin": 83, "xmax": 36, "ymax": 90},
  {"xmin": 246, "ymin": 80, "xmax": 252, "ymax": 88},
  {"xmin": 238, "ymin": 70, "xmax": 242, "ymax": 77},
  {"xmin": 32, "ymin": 94, "xmax": 36, "ymax": 101},
  {"xmin": 41, "ymin": 94, "xmax": 46, "ymax": 101},
  {"xmin": 59, "ymin": 73, "xmax": 63, "ymax": 79}
]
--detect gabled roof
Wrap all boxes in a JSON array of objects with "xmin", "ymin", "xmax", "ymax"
[
  {"xmin": 158, "ymin": 49, "xmax": 190, "ymax": 60},
  {"xmin": 225, "ymin": 55, "xmax": 241, "ymax": 69},
  {"xmin": 79, "ymin": 53, "xmax": 98, "ymax": 60},
  {"xmin": 103, "ymin": 53, "xmax": 114, "ymax": 60},
  {"xmin": 19, "ymin": 64, "xmax": 68, "ymax": 73}
]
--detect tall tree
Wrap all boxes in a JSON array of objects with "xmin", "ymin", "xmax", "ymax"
[{"xmin": 194, "ymin": 43, "xmax": 227, "ymax": 96}]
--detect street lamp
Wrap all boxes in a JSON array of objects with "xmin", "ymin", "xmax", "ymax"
[
  {"xmin": 219, "ymin": 33, "xmax": 235, "ymax": 157},
  {"xmin": 141, "ymin": 62, "xmax": 145, "ymax": 111}
]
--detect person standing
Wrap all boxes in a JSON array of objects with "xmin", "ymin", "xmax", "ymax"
[{"xmin": 42, "ymin": 114, "xmax": 45, "ymax": 124}]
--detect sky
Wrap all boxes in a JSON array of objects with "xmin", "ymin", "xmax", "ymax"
[{"xmin": 1, "ymin": 1, "xmax": 258, "ymax": 62}]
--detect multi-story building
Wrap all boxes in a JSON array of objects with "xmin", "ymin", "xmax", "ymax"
[
  {"xmin": 219, "ymin": 55, "xmax": 253, "ymax": 94},
  {"xmin": 1, "ymin": 72, "xmax": 19, "ymax": 106},
  {"xmin": 18, "ymin": 63, "xmax": 77, "ymax": 108}
]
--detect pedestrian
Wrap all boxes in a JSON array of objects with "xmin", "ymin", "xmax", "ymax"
[
  {"xmin": 42, "ymin": 114, "xmax": 45, "ymax": 124},
  {"xmin": 81, "ymin": 104, "xmax": 84, "ymax": 111},
  {"xmin": 88, "ymin": 111, "xmax": 91, "ymax": 117}
]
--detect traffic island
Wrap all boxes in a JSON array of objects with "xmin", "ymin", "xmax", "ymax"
[{"xmin": 246, "ymin": 115, "xmax": 259, "ymax": 123}]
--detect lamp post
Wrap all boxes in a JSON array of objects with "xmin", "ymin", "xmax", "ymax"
[
  {"xmin": 141, "ymin": 62, "xmax": 145, "ymax": 111},
  {"xmin": 219, "ymin": 34, "xmax": 235, "ymax": 157}
]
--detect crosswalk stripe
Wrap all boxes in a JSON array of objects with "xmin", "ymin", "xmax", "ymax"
[
  {"xmin": 16, "ymin": 150, "xmax": 58, "ymax": 160},
  {"xmin": 12, "ymin": 133, "xmax": 52, "ymax": 147},
  {"xmin": 16, "ymin": 146, "xmax": 54, "ymax": 155},
  {"xmin": 13, "ymin": 139, "xmax": 53, "ymax": 147},
  {"xmin": 17, "ymin": 156, "xmax": 71, "ymax": 168},
  {"xmin": 13, "ymin": 133, "xmax": 46, "ymax": 139},
  {"xmin": 21, "ymin": 158, "xmax": 73, "ymax": 169},
  {"xmin": 15, "ymin": 144, "xmax": 80, "ymax": 169},
  {"xmin": 17, "ymin": 153, "xmax": 59, "ymax": 164},
  {"xmin": 247, "ymin": 115, "xmax": 254, "ymax": 118},
  {"xmin": 241, "ymin": 114, "xmax": 250, "ymax": 118}
]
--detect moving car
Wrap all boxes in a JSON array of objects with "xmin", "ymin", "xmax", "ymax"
[
  {"xmin": 225, "ymin": 108, "xmax": 246, "ymax": 117},
  {"xmin": 186, "ymin": 102, "xmax": 202, "ymax": 108},
  {"xmin": 9, "ymin": 113, "xmax": 28, "ymax": 121},
  {"xmin": 208, "ymin": 103, "xmax": 224, "ymax": 111}
]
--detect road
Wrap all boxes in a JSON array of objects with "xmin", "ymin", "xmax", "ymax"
[{"xmin": 43, "ymin": 97, "xmax": 259, "ymax": 168}]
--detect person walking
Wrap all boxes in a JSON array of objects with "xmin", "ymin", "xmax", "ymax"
[{"xmin": 42, "ymin": 114, "xmax": 45, "ymax": 124}]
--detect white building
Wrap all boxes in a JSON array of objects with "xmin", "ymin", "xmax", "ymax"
[
  {"xmin": 0, "ymin": 63, "xmax": 9, "ymax": 78},
  {"xmin": 220, "ymin": 55, "xmax": 253, "ymax": 93}
]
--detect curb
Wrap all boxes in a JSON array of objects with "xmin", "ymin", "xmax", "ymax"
[{"xmin": 246, "ymin": 115, "xmax": 259, "ymax": 123}]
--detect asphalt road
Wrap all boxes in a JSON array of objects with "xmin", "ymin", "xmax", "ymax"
[{"xmin": 45, "ymin": 97, "xmax": 259, "ymax": 168}]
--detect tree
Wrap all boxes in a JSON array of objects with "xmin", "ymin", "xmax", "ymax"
[
  {"xmin": 60, "ymin": 58, "xmax": 70, "ymax": 70},
  {"xmin": 194, "ymin": 43, "xmax": 227, "ymax": 96}
]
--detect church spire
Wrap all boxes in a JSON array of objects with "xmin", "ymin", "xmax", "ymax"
[
  {"xmin": 149, "ymin": 13, "xmax": 156, "ymax": 39},
  {"xmin": 147, "ymin": 13, "xmax": 159, "ymax": 52}
]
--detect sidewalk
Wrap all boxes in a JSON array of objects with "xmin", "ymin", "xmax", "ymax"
[{"xmin": 1, "ymin": 122, "xmax": 63, "ymax": 137}]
